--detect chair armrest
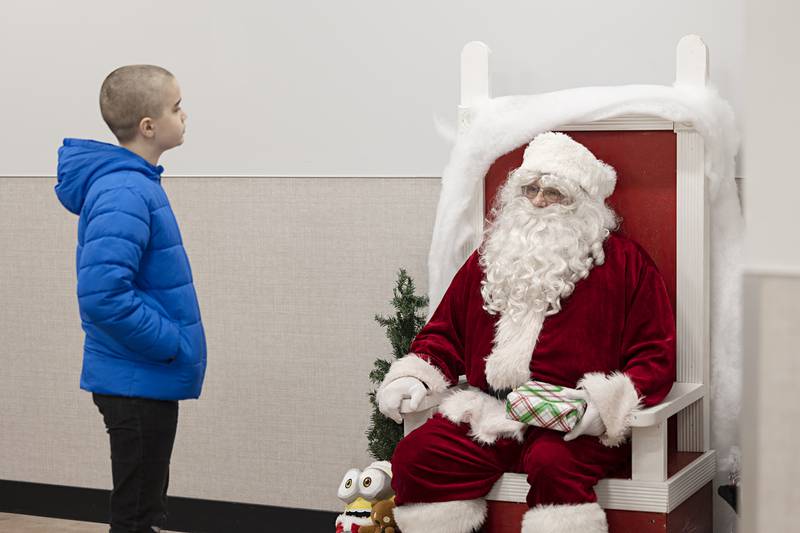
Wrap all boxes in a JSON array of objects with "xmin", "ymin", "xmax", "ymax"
[
  {"xmin": 629, "ymin": 383, "xmax": 704, "ymax": 482},
  {"xmin": 399, "ymin": 380, "xmax": 705, "ymax": 422},
  {"xmin": 629, "ymin": 382, "xmax": 705, "ymax": 427},
  {"xmin": 399, "ymin": 391, "xmax": 446, "ymax": 415},
  {"xmin": 398, "ymin": 376, "xmax": 470, "ymax": 415}
]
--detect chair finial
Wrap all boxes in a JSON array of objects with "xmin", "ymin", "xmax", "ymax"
[
  {"xmin": 676, "ymin": 34, "xmax": 709, "ymax": 87},
  {"xmin": 460, "ymin": 41, "xmax": 491, "ymax": 106}
]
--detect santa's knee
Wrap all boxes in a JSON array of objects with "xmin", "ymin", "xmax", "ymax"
[
  {"xmin": 523, "ymin": 439, "xmax": 573, "ymax": 485},
  {"xmin": 522, "ymin": 437, "xmax": 600, "ymax": 506},
  {"xmin": 389, "ymin": 433, "xmax": 419, "ymax": 485},
  {"xmin": 389, "ymin": 447, "xmax": 417, "ymax": 504},
  {"xmin": 390, "ymin": 418, "xmax": 445, "ymax": 490},
  {"xmin": 526, "ymin": 459, "xmax": 571, "ymax": 490}
]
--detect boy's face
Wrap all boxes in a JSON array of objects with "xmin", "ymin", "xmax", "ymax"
[{"xmin": 151, "ymin": 77, "xmax": 187, "ymax": 151}]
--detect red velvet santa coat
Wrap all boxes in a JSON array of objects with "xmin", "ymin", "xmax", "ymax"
[{"xmin": 381, "ymin": 233, "xmax": 676, "ymax": 447}]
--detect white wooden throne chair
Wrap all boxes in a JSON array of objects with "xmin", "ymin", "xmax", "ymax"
[{"xmin": 398, "ymin": 36, "xmax": 716, "ymax": 533}]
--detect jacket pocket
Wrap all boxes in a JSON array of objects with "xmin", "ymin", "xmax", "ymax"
[{"xmin": 176, "ymin": 325, "xmax": 202, "ymax": 366}]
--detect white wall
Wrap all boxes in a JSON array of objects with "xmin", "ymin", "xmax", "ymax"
[
  {"xmin": 1, "ymin": 0, "xmax": 744, "ymax": 176},
  {"xmin": 741, "ymin": 1, "xmax": 800, "ymax": 531},
  {"xmin": 743, "ymin": 2, "xmax": 800, "ymax": 270}
]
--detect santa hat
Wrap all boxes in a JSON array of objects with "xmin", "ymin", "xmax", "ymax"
[{"xmin": 519, "ymin": 132, "xmax": 617, "ymax": 200}]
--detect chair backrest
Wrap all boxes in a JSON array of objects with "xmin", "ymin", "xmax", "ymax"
[
  {"xmin": 462, "ymin": 37, "xmax": 710, "ymax": 453},
  {"xmin": 482, "ymin": 125, "xmax": 710, "ymax": 454},
  {"xmin": 483, "ymin": 130, "xmax": 678, "ymax": 310}
]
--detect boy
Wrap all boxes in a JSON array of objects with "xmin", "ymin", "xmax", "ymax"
[{"xmin": 55, "ymin": 65, "xmax": 207, "ymax": 533}]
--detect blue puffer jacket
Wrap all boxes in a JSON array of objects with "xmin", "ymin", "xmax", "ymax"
[{"xmin": 56, "ymin": 139, "xmax": 206, "ymax": 400}]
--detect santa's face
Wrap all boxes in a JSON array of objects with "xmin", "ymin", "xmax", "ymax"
[
  {"xmin": 479, "ymin": 169, "xmax": 617, "ymax": 320},
  {"xmin": 519, "ymin": 174, "xmax": 575, "ymax": 208}
]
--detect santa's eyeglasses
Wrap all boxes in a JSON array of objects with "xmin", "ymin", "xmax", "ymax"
[{"xmin": 520, "ymin": 183, "xmax": 569, "ymax": 204}]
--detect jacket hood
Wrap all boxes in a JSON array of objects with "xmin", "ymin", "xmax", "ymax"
[{"xmin": 55, "ymin": 138, "xmax": 164, "ymax": 214}]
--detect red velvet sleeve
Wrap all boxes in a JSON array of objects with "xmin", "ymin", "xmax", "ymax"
[
  {"xmin": 620, "ymin": 251, "xmax": 677, "ymax": 407},
  {"xmin": 409, "ymin": 252, "xmax": 479, "ymax": 385}
]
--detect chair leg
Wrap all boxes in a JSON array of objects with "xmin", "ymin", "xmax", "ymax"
[{"xmin": 631, "ymin": 421, "xmax": 668, "ymax": 481}]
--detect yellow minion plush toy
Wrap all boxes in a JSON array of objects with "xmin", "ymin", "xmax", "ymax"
[{"xmin": 335, "ymin": 461, "xmax": 393, "ymax": 533}]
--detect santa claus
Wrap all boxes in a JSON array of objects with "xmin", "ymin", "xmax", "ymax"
[{"xmin": 375, "ymin": 132, "xmax": 676, "ymax": 533}]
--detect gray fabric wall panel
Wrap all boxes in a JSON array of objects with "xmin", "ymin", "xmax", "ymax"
[
  {"xmin": 742, "ymin": 272, "xmax": 800, "ymax": 531},
  {"xmin": 0, "ymin": 176, "xmax": 440, "ymax": 512}
]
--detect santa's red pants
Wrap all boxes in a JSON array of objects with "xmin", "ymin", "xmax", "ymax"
[{"xmin": 392, "ymin": 414, "xmax": 631, "ymax": 507}]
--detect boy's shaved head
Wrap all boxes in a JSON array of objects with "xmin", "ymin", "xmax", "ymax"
[{"xmin": 100, "ymin": 65, "xmax": 174, "ymax": 142}]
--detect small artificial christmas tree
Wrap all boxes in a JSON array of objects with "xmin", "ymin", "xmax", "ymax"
[{"xmin": 366, "ymin": 268, "xmax": 429, "ymax": 461}]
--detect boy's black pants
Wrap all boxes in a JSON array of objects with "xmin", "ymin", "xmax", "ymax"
[{"xmin": 93, "ymin": 393, "xmax": 179, "ymax": 533}]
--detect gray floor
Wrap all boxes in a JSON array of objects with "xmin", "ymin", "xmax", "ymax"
[{"xmin": 0, "ymin": 513, "xmax": 182, "ymax": 532}]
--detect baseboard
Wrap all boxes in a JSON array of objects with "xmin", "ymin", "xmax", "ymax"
[{"xmin": 0, "ymin": 479, "xmax": 337, "ymax": 532}]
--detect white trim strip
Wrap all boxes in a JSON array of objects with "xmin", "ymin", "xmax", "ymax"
[
  {"xmin": 666, "ymin": 450, "xmax": 717, "ymax": 512},
  {"xmin": 744, "ymin": 266, "xmax": 800, "ymax": 278},
  {"xmin": 675, "ymin": 128, "xmax": 710, "ymax": 453},
  {"xmin": 485, "ymin": 473, "xmax": 530, "ymax": 502},
  {"xmin": 558, "ymin": 115, "xmax": 675, "ymax": 131},
  {"xmin": 486, "ymin": 450, "xmax": 716, "ymax": 514}
]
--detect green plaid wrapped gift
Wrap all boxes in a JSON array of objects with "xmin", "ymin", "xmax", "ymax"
[{"xmin": 505, "ymin": 380, "xmax": 587, "ymax": 432}]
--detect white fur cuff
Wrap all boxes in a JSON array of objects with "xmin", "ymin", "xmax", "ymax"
[
  {"xmin": 521, "ymin": 502, "xmax": 607, "ymax": 533},
  {"xmin": 378, "ymin": 354, "xmax": 451, "ymax": 395},
  {"xmin": 578, "ymin": 371, "xmax": 642, "ymax": 447},
  {"xmin": 394, "ymin": 498, "xmax": 487, "ymax": 533},
  {"xmin": 439, "ymin": 389, "xmax": 526, "ymax": 444}
]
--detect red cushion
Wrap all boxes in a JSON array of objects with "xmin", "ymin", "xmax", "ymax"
[{"xmin": 483, "ymin": 130, "xmax": 677, "ymax": 311}]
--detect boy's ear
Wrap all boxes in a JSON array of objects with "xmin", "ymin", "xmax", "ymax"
[{"xmin": 139, "ymin": 117, "xmax": 155, "ymax": 139}]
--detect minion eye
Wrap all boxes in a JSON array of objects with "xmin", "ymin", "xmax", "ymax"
[
  {"xmin": 337, "ymin": 468, "xmax": 362, "ymax": 503},
  {"xmin": 358, "ymin": 465, "xmax": 393, "ymax": 501}
]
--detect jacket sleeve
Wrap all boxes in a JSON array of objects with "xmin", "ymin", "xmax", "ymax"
[
  {"xmin": 379, "ymin": 253, "xmax": 477, "ymax": 394},
  {"xmin": 578, "ymin": 249, "xmax": 676, "ymax": 447},
  {"xmin": 619, "ymin": 255, "xmax": 677, "ymax": 406},
  {"xmin": 77, "ymin": 186, "xmax": 181, "ymax": 363}
]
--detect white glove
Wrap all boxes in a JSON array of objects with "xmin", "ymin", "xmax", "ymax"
[
  {"xmin": 561, "ymin": 388, "xmax": 606, "ymax": 441},
  {"xmin": 377, "ymin": 376, "xmax": 428, "ymax": 424}
]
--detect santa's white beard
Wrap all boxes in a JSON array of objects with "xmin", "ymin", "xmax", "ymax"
[{"xmin": 479, "ymin": 194, "xmax": 616, "ymax": 322}]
